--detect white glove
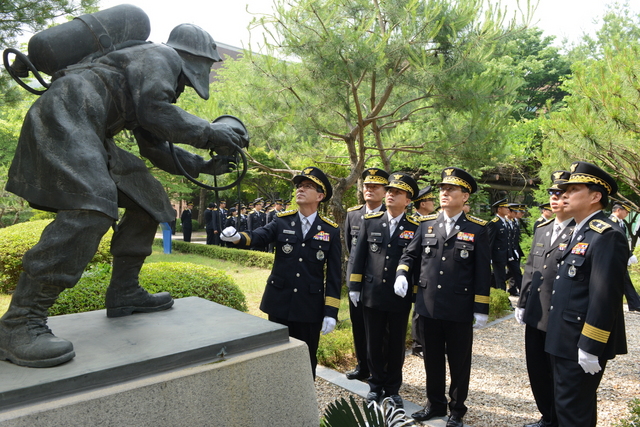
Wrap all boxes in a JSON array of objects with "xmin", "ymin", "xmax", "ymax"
[
  {"xmin": 514, "ymin": 308, "xmax": 525, "ymax": 325},
  {"xmin": 220, "ymin": 226, "xmax": 240, "ymax": 243},
  {"xmin": 394, "ymin": 276, "xmax": 408, "ymax": 298},
  {"xmin": 473, "ymin": 313, "xmax": 488, "ymax": 329},
  {"xmin": 349, "ymin": 291, "xmax": 360, "ymax": 307},
  {"xmin": 578, "ymin": 349, "xmax": 601, "ymax": 375},
  {"xmin": 628, "ymin": 255, "xmax": 638, "ymax": 266},
  {"xmin": 321, "ymin": 316, "xmax": 336, "ymax": 335}
]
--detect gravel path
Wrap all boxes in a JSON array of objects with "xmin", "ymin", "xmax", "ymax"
[{"xmin": 316, "ymin": 306, "xmax": 640, "ymax": 426}]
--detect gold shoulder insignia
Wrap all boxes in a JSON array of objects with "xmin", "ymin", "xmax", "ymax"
[
  {"xmin": 610, "ymin": 216, "xmax": 619, "ymax": 223},
  {"xmin": 466, "ymin": 215, "xmax": 488, "ymax": 226},
  {"xmin": 491, "ymin": 216, "xmax": 500, "ymax": 223},
  {"xmin": 406, "ymin": 216, "xmax": 419, "ymax": 226},
  {"xmin": 537, "ymin": 219, "xmax": 554, "ymax": 228},
  {"xmin": 347, "ymin": 204, "xmax": 364, "ymax": 212},
  {"xmin": 321, "ymin": 216, "xmax": 339, "ymax": 228},
  {"xmin": 364, "ymin": 212, "xmax": 385, "ymax": 219},
  {"xmin": 589, "ymin": 219, "xmax": 611, "ymax": 233},
  {"xmin": 277, "ymin": 209, "xmax": 298, "ymax": 218}
]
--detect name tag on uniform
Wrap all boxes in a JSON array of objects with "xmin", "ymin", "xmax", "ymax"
[
  {"xmin": 399, "ymin": 230, "xmax": 414, "ymax": 240},
  {"xmin": 571, "ymin": 242, "xmax": 589, "ymax": 255},
  {"xmin": 457, "ymin": 232, "xmax": 475, "ymax": 242},
  {"xmin": 314, "ymin": 231, "xmax": 330, "ymax": 241},
  {"xmin": 283, "ymin": 229, "xmax": 295, "ymax": 235},
  {"xmin": 371, "ymin": 232, "xmax": 382, "ymax": 236},
  {"xmin": 536, "ymin": 242, "xmax": 544, "ymax": 247},
  {"xmin": 425, "ymin": 233, "xmax": 436, "ymax": 238}
]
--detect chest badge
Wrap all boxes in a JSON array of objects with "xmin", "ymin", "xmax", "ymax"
[
  {"xmin": 317, "ymin": 250, "xmax": 325, "ymax": 261},
  {"xmin": 314, "ymin": 231, "xmax": 330, "ymax": 241},
  {"xmin": 568, "ymin": 264, "xmax": 577, "ymax": 277},
  {"xmin": 427, "ymin": 226, "xmax": 433, "ymax": 234},
  {"xmin": 282, "ymin": 243, "xmax": 293, "ymax": 254},
  {"xmin": 399, "ymin": 230, "xmax": 414, "ymax": 240},
  {"xmin": 352, "ymin": 236, "xmax": 358, "ymax": 246},
  {"xmin": 571, "ymin": 242, "xmax": 589, "ymax": 256},
  {"xmin": 425, "ymin": 246, "xmax": 431, "ymax": 255},
  {"xmin": 370, "ymin": 243, "xmax": 379, "ymax": 252},
  {"xmin": 558, "ymin": 243, "xmax": 568, "ymax": 251},
  {"xmin": 460, "ymin": 249, "xmax": 469, "ymax": 259}
]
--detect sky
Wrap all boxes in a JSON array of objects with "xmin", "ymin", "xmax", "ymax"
[{"xmin": 94, "ymin": 0, "xmax": 635, "ymax": 50}]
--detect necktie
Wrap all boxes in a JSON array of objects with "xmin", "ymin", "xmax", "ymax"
[
  {"xmin": 302, "ymin": 218, "xmax": 310, "ymax": 238},
  {"xmin": 445, "ymin": 218, "xmax": 455, "ymax": 235},
  {"xmin": 551, "ymin": 224, "xmax": 562, "ymax": 243},
  {"xmin": 390, "ymin": 219, "xmax": 397, "ymax": 236}
]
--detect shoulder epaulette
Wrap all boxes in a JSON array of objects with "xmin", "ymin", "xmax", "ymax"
[
  {"xmin": 347, "ymin": 204, "xmax": 364, "ymax": 212},
  {"xmin": 364, "ymin": 212, "xmax": 385, "ymax": 220},
  {"xmin": 321, "ymin": 216, "xmax": 339, "ymax": 228},
  {"xmin": 277, "ymin": 209, "xmax": 298, "ymax": 218},
  {"xmin": 466, "ymin": 215, "xmax": 488, "ymax": 226},
  {"xmin": 491, "ymin": 216, "xmax": 500, "ymax": 223},
  {"xmin": 537, "ymin": 219, "xmax": 554, "ymax": 228},
  {"xmin": 609, "ymin": 216, "xmax": 619, "ymax": 223},
  {"xmin": 406, "ymin": 216, "xmax": 419, "ymax": 226},
  {"xmin": 419, "ymin": 214, "xmax": 439, "ymax": 222},
  {"xmin": 589, "ymin": 219, "xmax": 611, "ymax": 234}
]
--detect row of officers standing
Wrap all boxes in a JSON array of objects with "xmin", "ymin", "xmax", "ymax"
[{"xmin": 219, "ymin": 162, "xmax": 631, "ymax": 427}]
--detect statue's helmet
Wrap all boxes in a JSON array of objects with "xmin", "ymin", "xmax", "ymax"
[{"xmin": 166, "ymin": 24, "xmax": 222, "ymax": 100}]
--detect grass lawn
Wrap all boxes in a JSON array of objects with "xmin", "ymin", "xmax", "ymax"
[{"xmin": 0, "ymin": 294, "xmax": 9, "ymax": 316}]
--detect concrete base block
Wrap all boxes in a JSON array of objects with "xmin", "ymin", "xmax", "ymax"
[{"xmin": 0, "ymin": 339, "xmax": 319, "ymax": 427}]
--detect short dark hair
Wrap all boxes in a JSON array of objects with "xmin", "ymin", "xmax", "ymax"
[{"xmin": 586, "ymin": 184, "xmax": 608, "ymax": 209}]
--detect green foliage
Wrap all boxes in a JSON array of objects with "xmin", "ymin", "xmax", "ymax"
[
  {"xmin": 50, "ymin": 261, "xmax": 248, "ymax": 316},
  {"xmin": 317, "ymin": 320, "xmax": 356, "ymax": 369},
  {"xmin": 489, "ymin": 288, "xmax": 512, "ymax": 319},
  {"xmin": 154, "ymin": 239, "xmax": 275, "ymax": 270},
  {"xmin": 29, "ymin": 210, "xmax": 56, "ymax": 221},
  {"xmin": 322, "ymin": 395, "xmax": 420, "ymax": 427},
  {"xmin": 0, "ymin": 220, "xmax": 113, "ymax": 293},
  {"xmin": 617, "ymin": 398, "xmax": 640, "ymax": 427}
]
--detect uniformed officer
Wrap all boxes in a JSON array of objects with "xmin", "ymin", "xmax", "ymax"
[
  {"xmin": 267, "ymin": 199, "xmax": 286, "ymax": 253},
  {"xmin": 410, "ymin": 185, "xmax": 437, "ymax": 357},
  {"xmin": 248, "ymin": 198, "xmax": 268, "ymax": 251},
  {"xmin": 343, "ymin": 167, "xmax": 389, "ymax": 381},
  {"xmin": 534, "ymin": 203, "xmax": 554, "ymax": 232},
  {"xmin": 396, "ymin": 167, "xmax": 490, "ymax": 427},
  {"xmin": 214, "ymin": 200, "xmax": 228, "ymax": 245},
  {"xmin": 204, "ymin": 202, "xmax": 217, "ymax": 245},
  {"xmin": 488, "ymin": 198, "xmax": 511, "ymax": 291},
  {"xmin": 546, "ymin": 161, "xmax": 628, "ymax": 427},
  {"xmin": 506, "ymin": 203, "xmax": 524, "ymax": 296},
  {"xmin": 348, "ymin": 172, "xmax": 419, "ymax": 408},
  {"xmin": 609, "ymin": 200, "xmax": 640, "ymax": 313},
  {"xmin": 412, "ymin": 186, "xmax": 437, "ymax": 219},
  {"xmin": 221, "ymin": 167, "xmax": 341, "ymax": 378},
  {"xmin": 238, "ymin": 204, "xmax": 248, "ymax": 231},
  {"xmin": 515, "ymin": 170, "xmax": 573, "ymax": 427},
  {"xmin": 180, "ymin": 202, "xmax": 194, "ymax": 242}
]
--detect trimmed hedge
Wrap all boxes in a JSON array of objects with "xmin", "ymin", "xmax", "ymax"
[
  {"xmin": 50, "ymin": 261, "xmax": 247, "ymax": 316},
  {"xmin": 0, "ymin": 220, "xmax": 113, "ymax": 294},
  {"xmin": 489, "ymin": 288, "xmax": 513, "ymax": 319},
  {"xmin": 154, "ymin": 239, "xmax": 275, "ymax": 269}
]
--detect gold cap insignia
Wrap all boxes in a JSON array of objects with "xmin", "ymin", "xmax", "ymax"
[
  {"xmin": 570, "ymin": 163, "xmax": 577, "ymax": 173},
  {"xmin": 368, "ymin": 169, "xmax": 377, "ymax": 175},
  {"xmin": 304, "ymin": 167, "xmax": 313, "ymax": 175},
  {"xmin": 445, "ymin": 168, "xmax": 454, "ymax": 176},
  {"xmin": 554, "ymin": 171, "xmax": 563, "ymax": 180},
  {"xmin": 393, "ymin": 174, "xmax": 403, "ymax": 180}
]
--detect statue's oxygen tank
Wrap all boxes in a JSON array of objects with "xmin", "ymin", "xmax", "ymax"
[{"xmin": 4, "ymin": 4, "xmax": 150, "ymax": 94}]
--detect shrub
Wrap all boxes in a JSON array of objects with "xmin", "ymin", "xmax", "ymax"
[
  {"xmin": 317, "ymin": 319, "xmax": 356, "ymax": 369},
  {"xmin": 50, "ymin": 261, "xmax": 247, "ymax": 316},
  {"xmin": 155, "ymin": 239, "xmax": 275, "ymax": 269},
  {"xmin": 617, "ymin": 398, "xmax": 640, "ymax": 427},
  {"xmin": 489, "ymin": 288, "xmax": 512, "ymax": 319},
  {"xmin": 0, "ymin": 220, "xmax": 113, "ymax": 293}
]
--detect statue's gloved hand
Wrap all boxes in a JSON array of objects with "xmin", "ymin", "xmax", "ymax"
[
  {"xmin": 200, "ymin": 155, "xmax": 237, "ymax": 176},
  {"xmin": 207, "ymin": 123, "xmax": 244, "ymax": 154}
]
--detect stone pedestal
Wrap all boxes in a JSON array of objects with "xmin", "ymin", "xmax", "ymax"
[{"xmin": 0, "ymin": 297, "xmax": 319, "ymax": 426}]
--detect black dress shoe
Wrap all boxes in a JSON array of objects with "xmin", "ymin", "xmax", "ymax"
[
  {"xmin": 411, "ymin": 407, "xmax": 447, "ymax": 421},
  {"xmin": 523, "ymin": 417, "xmax": 545, "ymax": 427},
  {"xmin": 346, "ymin": 369, "xmax": 370, "ymax": 380},
  {"xmin": 387, "ymin": 394, "xmax": 403, "ymax": 408},
  {"xmin": 366, "ymin": 391, "xmax": 382, "ymax": 405},
  {"xmin": 446, "ymin": 415, "xmax": 464, "ymax": 427},
  {"xmin": 411, "ymin": 348, "xmax": 424, "ymax": 358}
]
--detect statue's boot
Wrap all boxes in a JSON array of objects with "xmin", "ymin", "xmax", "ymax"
[
  {"xmin": 105, "ymin": 256, "xmax": 173, "ymax": 318},
  {"xmin": 0, "ymin": 273, "xmax": 75, "ymax": 368}
]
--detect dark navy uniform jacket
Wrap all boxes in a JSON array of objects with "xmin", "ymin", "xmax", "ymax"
[
  {"xmin": 236, "ymin": 209, "xmax": 342, "ymax": 323},
  {"xmin": 344, "ymin": 204, "xmax": 386, "ymax": 282},
  {"xmin": 348, "ymin": 212, "xmax": 419, "ymax": 312},
  {"xmin": 488, "ymin": 216, "xmax": 510, "ymax": 264},
  {"xmin": 518, "ymin": 218, "xmax": 575, "ymax": 331},
  {"xmin": 545, "ymin": 212, "xmax": 628, "ymax": 361},
  {"xmin": 396, "ymin": 212, "xmax": 491, "ymax": 322},
  {"xmin": 248, "ymin": 209, "xmax": 267, "ymax": 231}
]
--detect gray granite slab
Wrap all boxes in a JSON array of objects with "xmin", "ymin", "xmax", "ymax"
[{"xmin": 0, "ymin": 297, "xmax": 289, "ymax": 410}]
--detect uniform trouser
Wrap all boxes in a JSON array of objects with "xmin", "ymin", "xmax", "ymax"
[
  {"xmin": 363, "ymin": 305, "xmax": 410, "ymax": 396},
  {"xmin": 551, "ymin": 354, "xmax": 607, "ymax": 427},
  {"xmin": 349, "ymin": 298, "xmax": 369, "ymax": 375},
  {"xmin": 269, "ymin": 315, "xmax": 322, "ymax": 379},
  {"xmin": 182, "ymin": 227, "xmax": 192, "ymax": 242},
  {"xmin": 411, "ymin": 310, "xmax": 423, "ymax": 352},
  {"xmin": 492, "ymin": 260, "xmax": 508, "ymax": 290},
  {"xmin": 624, "ymin": 269, "xmax": 640, "ymax": 310},
  {"xmin": 525, "ymin": 326, "xmax": 557, "ymax": 426},
  {"xmin": 206, "ymin": 228, "xmax": 215, "ymax": 245},
  {"xmin": 419, "ymin": 316, "xmax": 473, "ymax": 418},
  {"xmin": 507, "ymin": 258, "xmax": 522, "ymax": 291},
  {"xmin": 23, "ymin": 192, "xmax": 158, "ymax": 288}
]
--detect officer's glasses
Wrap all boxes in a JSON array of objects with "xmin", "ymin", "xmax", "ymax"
[
  {"xmin": 296, "ymin": 183, "xmax": 319, "ymax": 191},
  {"xmin": 548, "ymin": 190, "xmax": 564, "ymax": 197}
]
